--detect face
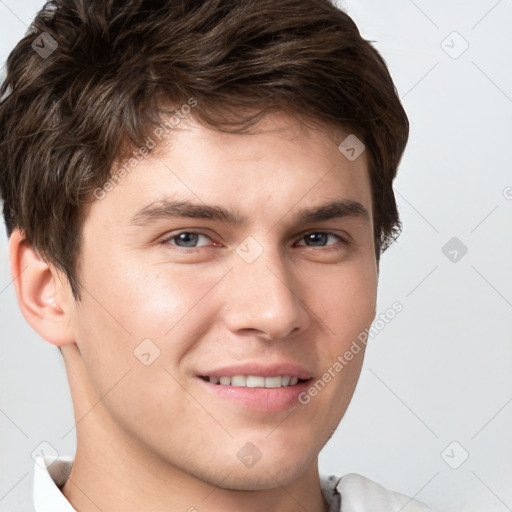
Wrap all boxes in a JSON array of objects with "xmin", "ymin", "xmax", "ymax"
[{"xmin": 68, "ymin": 112, "xmax": 377, "ymax": 489}]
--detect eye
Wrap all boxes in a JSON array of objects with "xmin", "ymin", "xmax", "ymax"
[
  {"xmin": 296, "ymin": 231, "xmax": 346, "ymax": 248},
  {"xmin": 162, "ymin": 231, "xmax": 214, "ymax": 248},
  {"xmin": 160, "ymin": 230, "xmax": 348, "ymax": 250}
]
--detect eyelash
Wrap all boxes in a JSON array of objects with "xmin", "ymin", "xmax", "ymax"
[{"xmin": 159, "ymin": 230, "xmax": 348, "ymax": 250}]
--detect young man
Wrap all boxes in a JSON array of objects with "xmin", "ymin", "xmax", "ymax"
[{"xmin": 0, "ymin": 0, "xmax": 431, "ymax": 510}]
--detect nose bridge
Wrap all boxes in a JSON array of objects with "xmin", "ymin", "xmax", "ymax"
[{"xmin": 223, "ymin": 236, "xmax": 309, "ymax": 339}]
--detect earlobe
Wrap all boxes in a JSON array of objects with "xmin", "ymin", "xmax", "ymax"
[{"xmin": 8, "ymin": 229, "xmax": 75, "ymax": 347}]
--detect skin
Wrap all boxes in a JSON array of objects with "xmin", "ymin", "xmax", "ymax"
[{"xmin": 10, "ymin": 111, "xmax": 378, "ymax": 512}]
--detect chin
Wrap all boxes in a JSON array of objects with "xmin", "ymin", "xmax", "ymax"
[
  {"xmin": 171, "ymin": 443, "xmax": 316, "ymax": 492},
  {"xmin": 215, "ymin": 462, "xmax": 310, "ymax": 491},
  {"xmin": 226, "ymin": 446, "xmax": 318, "ymax": 490}
]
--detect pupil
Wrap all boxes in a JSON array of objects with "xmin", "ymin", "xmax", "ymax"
[
  {"xmin": 307, "ymin": 233, "xmax": 326, "ymax": 246},
  {"xmin": 178, "ymin": 233, "xmax": 197, "ymax": 247}
]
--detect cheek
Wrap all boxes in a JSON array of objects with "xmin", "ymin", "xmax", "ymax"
[
  {"xmin": 81, "ymin": 244, "xmax": 216, "ymax": 333},
  {"xmin": 310, "ymin": 258, "xmax": 377, "ymax": 341},
  {"xmin": 301, "ymin": 256, "xmax": 376, "ymax": 415},
  {"xmin": 70, "ymin": 257, "xmax": 214, "ymax": 440},
  {"xmin": 73, "ymin": 251, "xmax": 227, "ymax": 383}
]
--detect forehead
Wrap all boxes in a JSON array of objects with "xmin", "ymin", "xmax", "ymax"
[{"xmin": 84, "ymin": 112, "xmax": 372, "ymax": 230}]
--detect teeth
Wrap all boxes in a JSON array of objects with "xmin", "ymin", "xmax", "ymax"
[
  {"xmin": 246, "ymin": 375, "xmax": 265, "ymax": 387},
  {"xmin": 208, "ymin": 375, "xmax": 302, "ymax": 388},
  {"xmin": 265, "ymin": 376, "xmax": 282, "ymax": 388},
  {"xmin": 231, "ymin": 375, "xmax": 246, "ymax": 386}
]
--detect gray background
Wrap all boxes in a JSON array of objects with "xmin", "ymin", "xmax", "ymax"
[{"xmin": 1, "ymin": 1, "xmax": 511, "ymax": 511}]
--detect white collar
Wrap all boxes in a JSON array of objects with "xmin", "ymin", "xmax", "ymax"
[
  {"xmin": 320, "ymin": 474, "xmax": 432, "ymax": 512},
  {"xmin": 33, "ymin": 456, "xmax": 431, "ymax": 512},
  {"xmin": 33, "ymin": 456, "xmax": 75, "ymax": 512}
]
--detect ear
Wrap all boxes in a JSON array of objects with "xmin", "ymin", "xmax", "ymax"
[{"xmin": 9, "ymin": 229, "xmax": 75, "ymax": 347}]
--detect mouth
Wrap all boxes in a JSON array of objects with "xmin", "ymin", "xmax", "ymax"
[
  {"xmin": 196, "ymin": 370, "xmax": 314, "ymax": 412},
  {"xmin": 195, "ymin": 363, "xmax": 314, "ymax": 411},
  {"xmin": 199, "ymin": 375, "xmax": 311, "ymax": 388}
]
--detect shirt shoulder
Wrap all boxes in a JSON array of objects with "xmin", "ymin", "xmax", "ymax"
[{"xmin": 320, "ymin": 473, "xmax": 433, "ymax": 512}]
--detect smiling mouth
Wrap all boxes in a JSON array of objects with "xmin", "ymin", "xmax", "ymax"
[{"xmin": 199, "ymin": 375, "xmax": 310, "ymax": 388}]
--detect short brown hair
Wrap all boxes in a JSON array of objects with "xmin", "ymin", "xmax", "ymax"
[{"xmin": 0, "ymin": 0, "xmax": 408, "ymax": 302}]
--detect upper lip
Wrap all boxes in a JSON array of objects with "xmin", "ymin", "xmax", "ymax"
[{"xmin": 198, "ymin": 363, "xmax": 313, "ymax": 380}]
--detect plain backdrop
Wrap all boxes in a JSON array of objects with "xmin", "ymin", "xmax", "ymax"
[{"xmin": 1, "ymin": 1, "xmax": 511, "ymax": 511}]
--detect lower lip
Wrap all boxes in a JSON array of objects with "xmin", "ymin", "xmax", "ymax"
[{"xmin": 196, "ymin": 377, "xmax": 312, "ymax": 412}]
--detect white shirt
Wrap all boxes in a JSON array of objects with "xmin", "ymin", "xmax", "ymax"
[{"xmin": 33, "ymin": 456, "xmax": 432, "ymax": 512}]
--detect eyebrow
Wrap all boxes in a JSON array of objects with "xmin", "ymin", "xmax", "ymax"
[{"xmin": 130, "ymin": 197, "xmax": 369, "ymax": 227}]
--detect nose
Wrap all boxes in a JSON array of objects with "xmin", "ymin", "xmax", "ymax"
[{"xmin": 221, "ymin": 242, "xmax": 310, "ymax": 341}]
